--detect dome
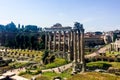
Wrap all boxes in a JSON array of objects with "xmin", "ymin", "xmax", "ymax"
[{"xmin": 51, "ymin": 23, "xmax": 62, "ymax": 28}]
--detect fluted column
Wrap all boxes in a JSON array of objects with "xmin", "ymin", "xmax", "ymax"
[
  {"xmin": 45, "ymin": 32, "xmax": 48, "ymax": 50},
  {"xmin": 53, "ymin": 31, "xmax": 56, "ymax": 51},
  {"xmin": 58, "ymin": 31, "xmax": 61, "ymax": 51},
  {"xmin": 48, "ymin": 32, "xmax": 51, "ymax": 50}
]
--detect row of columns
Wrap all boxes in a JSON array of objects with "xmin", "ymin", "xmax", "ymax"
[
  {"xmin": 72, "ymin": 29, "xmax": 85, "ymax": 72},
  {"xmin": 45, "ymin": 31, "xmax": 71, "ymax": 53},
  {"xmin": 45, "ymin": 27, "xmax": 85, "ymax": 72}
]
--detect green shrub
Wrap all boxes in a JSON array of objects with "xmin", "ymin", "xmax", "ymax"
[
  {"xmin": 87, "ymin": 61, "xmax": 111, "ymax": 70},
  {"xmin": 42, "ymin": 50, "xmax": 49, "ymax": 64}
]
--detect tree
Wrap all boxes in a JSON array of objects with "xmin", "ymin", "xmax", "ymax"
[
  {"xmin": 39, "ymin": 33, "xmax": 45, "ymax": 49},
  {"xmin": 15, "ymin": 34, "xmax": 21, "ymax": 48},
  {"xmin": 24, "ymin": 35, "xmax": 30, "ymax": 49}
]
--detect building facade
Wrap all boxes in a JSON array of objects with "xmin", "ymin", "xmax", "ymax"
[{"xmin": 110, "ymin": 39, "xmax": 120, "ymax": 52}]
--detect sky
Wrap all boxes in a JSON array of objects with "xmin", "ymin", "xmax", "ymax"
[{"xmin": 0, "ymin": 0, "xmax": 120, "ymax": 32}]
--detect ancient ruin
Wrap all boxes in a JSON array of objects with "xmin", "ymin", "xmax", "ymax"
[{"xmin": 44, "ymin": 22, "xmax": 85, "ymax": 72}]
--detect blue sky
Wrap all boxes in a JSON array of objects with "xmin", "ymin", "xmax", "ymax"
[{"xmin": 0, "ymin": 0, "xmax": 120, "ymax": 32}]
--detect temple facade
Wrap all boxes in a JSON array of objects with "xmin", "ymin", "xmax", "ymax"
[{"xmin": 44, "ymin": 22, "xmax": 85, "ymax": 72}]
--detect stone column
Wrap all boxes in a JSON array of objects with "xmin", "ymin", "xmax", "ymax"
[
  {"xmin": 73, "ymin": 30, "xmax": 77, "ymax": 63},
  {"xmin": 72, "ymin": 30, "xmax": 77, "ymax": 73},
  {"xmin": 53, "ymin": 31, "xmax": 56, "ymax": 51},
  {"xmin": 58, "ymin": 31, "xmax": 61, "ymax": 51},
  {"xmin": 78, "ymin": 31, "xmax": 81, "ymax": 62},
  {"xmin": 67, "ymin": 31, "xmax": 71, "ymax": 61},
  {"xmin": 63, "ymin": 31, "xmax": 66, "ymax": 53},
  {"xmin": 48, "ymin": 32, "xmax": 51, "ymax": 50},
  {"xmin": 68, "ymin": 31, "xmax": 71, "ymax": 52},
  {"xmin": 70, "ymin": 30, "xmax": 74, "ymax": 61},
  {"xmin": 80, "ymin": 28, "xmax": 85, "ymax": 72},
  {"xmin": 45, "ymin": 32, "xmax": 48, "ymax": 50}
]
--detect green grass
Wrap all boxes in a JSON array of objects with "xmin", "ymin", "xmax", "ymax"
[
  {"xmin": 19, "ymin": 67, "xmax": 72, "ymax": 79},
  {"xmin": 19, "ymin": 70, "xmax": 41, "ymax": 79},
  {"xmin": 87, "ymin": 61, "xmax": 111, "ymax": 70},
  {"xmin": 110, "ymin": 62, "xmax": 120, "ymax": 68},
  {"xmin": 19, "ymin": 69, "xmax": 72, "ymax": 80},
  {"xmin": 45, "ymin": 58, "xmax": 68, "ymax": 69},
  {"xmin": 9, "ymin": 62, "xmax": 31, "ymax": 68},
  {"xmin": 68, "ymin": 72, "xmax": 120, "ymax": 80},
  {"xmin": 20, "ymin": 73, "xmax": 33, "ymax": 79},
  {"xmin": 20, "ymin": 61, "xmax": 120, "ymax": 80},
  {"xmin": 106, "ymin": 51, "xmax": 120, "ymax": 57},
  {"xmin": 87, "ymin": 61, "xmax": 120, "ymax": 70},
  {"xmin": 35, "ymin": 76, "xmax": 49, "ymax": 80},
  {"xmin": 36, "ymin": 68, "xmax": 72, "ymax": 80}
]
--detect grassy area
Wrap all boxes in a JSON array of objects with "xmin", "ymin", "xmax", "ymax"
[
  {"xmin": 87, "ymin": 61, "xmax": 120, "ymax": 69},
  {"xmin": 19, "ymin": 58, "xmax": 69, "ymax": 79},
  {"xmin": 68, "ymin": 72, "xmax": 120, "ymax": 80},
  {"xmin": 19, "ymin": 69, "xmax": 72, "ymax": 80},
  {"xmin": 9, "ymin": 62, "xmax": 31, "ymax": 69},
  {"xmin": 106, "ymin": 51, "xmax": 120, "ymax": 57},
  {"xmin": 20, "ymin": 61, "xmax": 120, "ymax": 80},
  {"xmin": 110, "ymin": 62, "xmax": 120, "ymax": 68},
  {"xmin": 35, "ymin": 76, "xmax": 49, "ymax": 80},
  {"xmin": 35, "ymin": 68, "xmax": 72, "ymax": 80},
  {"xmin": 20, "ymin": 73, "xmax": 33, "ymax": 79},
  {"xmin": 21, "ymin": 71, "xmax": 120, "ymax": 80},
  {"xmin": 19, "ymin": 70, "xmax": 42, "ymax": 79},
  {"xmin": 87, "ymin": 61, "xmax": 111, "ymax": 70},
  {"xmin": 45, "ymin": 58, "xmax": 68, "ymax": 69}
]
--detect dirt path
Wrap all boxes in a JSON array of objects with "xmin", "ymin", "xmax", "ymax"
[{"xmin": 85, "ymin": 45, "xmax": 110, "ymax": 58}]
